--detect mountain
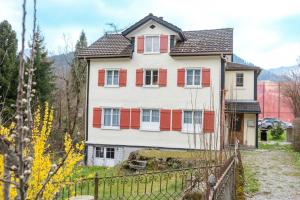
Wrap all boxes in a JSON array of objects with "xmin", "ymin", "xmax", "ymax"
[{"xmin": 49, "ymin": 52, "xmax": 74, "ymax": 73}]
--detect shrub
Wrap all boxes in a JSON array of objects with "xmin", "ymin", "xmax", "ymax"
[{"xmin": 270, "ymin": 124, "xmax": 284, "ymax": 140}]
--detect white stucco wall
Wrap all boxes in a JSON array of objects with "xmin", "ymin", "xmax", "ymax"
[
  {"xmin": 225, "ymin": 70, "xmax": 254, "ymax": 100},
  {"xmin": 86, "ymin": 20, "xmax": 222, "ymax": 150}
]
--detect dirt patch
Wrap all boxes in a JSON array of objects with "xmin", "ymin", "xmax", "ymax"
[{"xmin": 242, "ymin": 149, "xmax": 300, "ymax": 200}]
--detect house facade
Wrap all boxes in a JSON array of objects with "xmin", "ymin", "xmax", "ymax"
[{"xmin": 78, "ymin": 14, "xmax": 260, "ymax": 166}]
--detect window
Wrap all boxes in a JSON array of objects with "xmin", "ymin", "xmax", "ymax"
[
  {"xmin": 145, "ymin": 36, "xmax": 159, "ymax": 53},
  {"xmin": 186, "ymin": 69, "xmax": 201, "ymax": 86},
  {"xmin": 103, "ymin": 108, "xmax": 120, "ymax": 127},
  {"xmin": 95, "ymin": 147, "xmax": 104, "ymax": 158},
  {"xmin": 106, "ymin": 70, "xmax": 119, "ymax": 86},
  {"xmin": 106, "ymin": 148, "xmax": 115, "ymax": 159},
  {"xmin": 182, "ymin": 111, "xmax": 202, "ymax": 133},
  {"xmin": 141, "ymin": 109, "xmax": 160, "ymax": 131},
  {"xmin": 236, "ymin": 73, "xmax": 244, "ymax": 87},
  {"xmin": 144, "ymin": 69, "xmax": 158, "ymax": 86},
  {"xmin": 142, "ymin": 109, "xmax": 159, "ymax": 122}
]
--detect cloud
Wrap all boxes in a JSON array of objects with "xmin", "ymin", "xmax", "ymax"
[{"xmin": 1, "ymin": 0, "xmax": 300, "ymax": 68}]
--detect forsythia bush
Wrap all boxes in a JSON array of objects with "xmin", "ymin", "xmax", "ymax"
[
  {"xmin": 0, "ymin": 103, "xmax": 84, "ymax": 199},
  {"xmin": 0, "ymin": 124, "xmax": 17, "ymax": 199}
]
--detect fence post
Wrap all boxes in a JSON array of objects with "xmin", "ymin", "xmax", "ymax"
[{"xmin": 94, "ymin": 173, "xmax": 99, "ymax": 200}]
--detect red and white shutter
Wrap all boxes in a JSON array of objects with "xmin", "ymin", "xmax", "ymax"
[
  {"xmin": 160, "ymin": 35, "xmax": 168, "ymax": 53},
  {"xmin": 202, "ymin": 68, "xmax": 211, "ymax": 87},
  {"xmin": 203, "ymin": 111, "xmax": 215, "ymax": 133},
  {"xmin": 119, "ymin": 69, "xmax": 127, "ymax": 87},
  {"xmin": 120, "ymin": 108, "xmax": 130, "ymax": 129},
  {"xmin": 98, "ymin": 69, "xmax": 105, "ymax": 86},
  {"xmin": 93, "ymin": 107, "xmax": 101, "ymax": 128},
  {"xmin": 177, "ymin": 68, "xmax": 185, "ymax": 87},
  {"xmin": 130, "ymin": 108, "xmax": 140, "ymax": 129},
  {"xmin": 158, "ymin": 68, "xmax": 167, "ymax": 87},
  {"xmin": 172, "ymin": 110, "xmax": 182, "ymax": 131},
  {"xmin": 160, "ymin": 109, "xmax": 171, "ymax": 131},
  {"xmin": 137, "ymin": 36, "xmax": 144, "ymax": 53},
  {"xmin": 136, "ymin": 69, "xmax": 143, "ymax": 86}
]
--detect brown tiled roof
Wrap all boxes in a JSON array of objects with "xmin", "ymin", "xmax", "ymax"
[
  {"xmin": 226, "ymin": 62, "xmax": 261, "ymax": 73},
  {"xmin": 170, "ymin": 29, "xmax": 233, "ymax": 56},
  {"xmin": 77, "ymin": 34, "xmax": 131, "ymax": 58},
  {"xmin": 225, "ymin": 100, "xmax": 261, "ymax": 113}
]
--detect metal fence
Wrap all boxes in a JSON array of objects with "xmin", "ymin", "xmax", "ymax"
[
  {"xmin": 55, "ymin": 165, "xmax": 226, "ymax": 200},
  {"xmin": 55, "ymin": 149, "xmax": 238, "ymax": 200}
]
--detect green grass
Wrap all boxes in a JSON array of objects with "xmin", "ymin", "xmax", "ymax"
[{"xmin": 244, "ymin": 165, "xmax": 260, "ymax": 195}]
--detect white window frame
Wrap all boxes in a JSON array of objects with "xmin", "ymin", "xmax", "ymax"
[
  {"xmin": 236, "ymin": 73, "xmax": 244, "ymax": 87},
  {"xmin": 140, "ymin": 109, "xmax": 160, "ymax": 131},
  {"xmin": 95, "ymin": 147, "xmax": 104, "ymax": 158},
  {"xmin": 182, "ymin": 110, "xmax": 203, "ymax": 133},
  {"xmin": 95, "ymin": 147, "xmax": 115, "ymax": 159},
  {"xmin": 105, "ymin": 69, "xmax": 119, "ymax": 87},
  {"xmin": 105, "ymin": 147, "xmax": 115, "ymax": 159},
  {"xmin": 144, "ymin": 35, "xmax": 160, "ymax": 54},
  {"xmin": 102, "ymin": 108, "xmax": 120, "ymax": 129},
  {"xmin": 143, "ymin": 69, "xmax": 159, "ymax": 87},
  {"xmin": 185, "ymin": 68, "xmax": 202, "ymax": 88}
]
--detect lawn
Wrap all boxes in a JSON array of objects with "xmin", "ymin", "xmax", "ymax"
[
  {"xmin": 56, "ymin": 150, "xmax": 222, "ymax": 199},
  {"xmin": 258, "ymin": 128, "xmax": 287, "ymax": 142}
]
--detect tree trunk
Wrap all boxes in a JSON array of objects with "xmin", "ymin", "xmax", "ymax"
[{"xmin": 293, "ymin": 117, "xmax": 300, "ymax": 151}]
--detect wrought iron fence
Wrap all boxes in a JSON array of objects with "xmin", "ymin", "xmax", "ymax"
[{"xmin": 55, "ymin": 164, "xmax": 224, "ymax": 200}]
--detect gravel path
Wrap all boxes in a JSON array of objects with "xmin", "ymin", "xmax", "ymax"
[{"xmin": 242, "ymin": 149, "xmax": 300, "ymax": 200}]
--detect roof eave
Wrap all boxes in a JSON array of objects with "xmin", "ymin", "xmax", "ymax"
[
  {"xmin": 77, "ymin": 54, "xmax": 131, "ymax": 59},
  {"xmin": 169, "ymin": 51, "xmax": 233, "ymax": 56}
]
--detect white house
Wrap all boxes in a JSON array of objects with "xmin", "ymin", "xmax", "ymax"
[{"xmin": 78, "ymin": 14, "xmax": 261, "ymax": 166}]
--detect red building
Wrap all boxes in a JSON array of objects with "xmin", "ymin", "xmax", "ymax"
[{"xmin": 258, "ymin": 81, "xmax": 294, "ymax": 122}]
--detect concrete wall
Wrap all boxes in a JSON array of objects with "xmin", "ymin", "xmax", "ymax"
[{"xmin": 243, "ymin": 114, "xmax": 256, "ymax": 147}]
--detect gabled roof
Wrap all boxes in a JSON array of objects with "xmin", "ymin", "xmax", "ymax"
[
  {"xmin": 226, "ymin": 62, "xmax": 261, "ymax": 73},
  {"xmin": 122, "ymin": 13, "xmax": 186, "ymax": 41},
  {"xmin": 77, "ymin": 34, "xmax": 131, "ymax": 58},
  {"xmin": 170, "ymin": 29, "xmax": 233, "ymax": 56},
  {"xmin": 77, "ymin": 14, "xmax": 234, "ymax": 58},
  {"xmin": 225, "ymin": 100, "xmax": 261, "ymax": 113}
]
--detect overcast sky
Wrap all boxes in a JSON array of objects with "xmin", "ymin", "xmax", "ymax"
[{"xmin": 1, "ymin": 0, "xmax": 300, "ymax": 69}]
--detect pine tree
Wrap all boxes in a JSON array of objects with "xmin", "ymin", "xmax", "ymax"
[
  {"xmin": 31, "ymin": 26, "xmax": 55, "ymax": 104},
  {"xmin": 0, "ymin": 20, "xmax": 18, "ymax": 122}
]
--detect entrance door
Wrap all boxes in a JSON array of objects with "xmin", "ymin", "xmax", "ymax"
[
  {"xmin": 229, "ymin": 114, "xmax": 244, "ymax": 145},
  {"xmin": 94, "ymin": 147, "xmax": 116, "ymax": 167}
]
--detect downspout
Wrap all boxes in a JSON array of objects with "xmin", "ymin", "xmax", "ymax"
[
  {"xmin": 220, "ymin": 54, "xmax": 226, "ymax": 150},
  {"xmin": 254, "ymin": 70, "xmax": 258, "ymax": 148},
  {"xmin": 84, "ymin": 59, "xmax": 90, "ymax": 165}
]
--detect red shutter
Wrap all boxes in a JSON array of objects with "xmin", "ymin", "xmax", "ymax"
[
  {"xmin": 137, "ymin": 36, "xmax": 144, "ymax": 53},
  {"xmin": 136, "ymin": 69, "xmax": 143, "ymax": 86},
  {"xmin": 98, "ymin": 69, "xmax": 105, "ymax": 86},
  {"xmin": 172, "ymin": 110, "xmax": 182, "ymax": 131},
  {"xmin": 120, "ymin": 108, "xmax": 130, "ymax": 129},
  {"xmin": 93, "ymin": 107, "xmax": 101, "ymax": 128},
  {"xmin": 160, "ymin": 35, "xmax": 168, "ymax": 53},
  {"xmin": 203, "ymin": 111, "xmax": 215, "ymax": 133},
  {"xmin": 177, "ymin": 68, "xmax": 185, "ymax": 87},
  {"xmin": 159, "ymin": 69, "xmax": 167, "ymax": 87},
  {"xmin": 160, "ymin": 109, "xmax": 171, "ymax": 131},
  {"xmin": 119, "ymin": 69, "xmax": 127, "ymax": 87},
  {"xmin": 202, "ymin": 68, "xmax": 211, "ymax": 87},
  {"xmin": 131, "ymin": 108, "xmax": 140, "ymax": 129}
]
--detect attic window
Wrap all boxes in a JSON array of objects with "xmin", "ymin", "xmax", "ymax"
[{"xmin": 150, "ymin": 25, "xmax": 156, "ymax": 29}]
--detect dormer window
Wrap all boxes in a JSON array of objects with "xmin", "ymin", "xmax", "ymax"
[{"xmin": 145, "ymin": 35, "xmax": 160, "ymax": 53}]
